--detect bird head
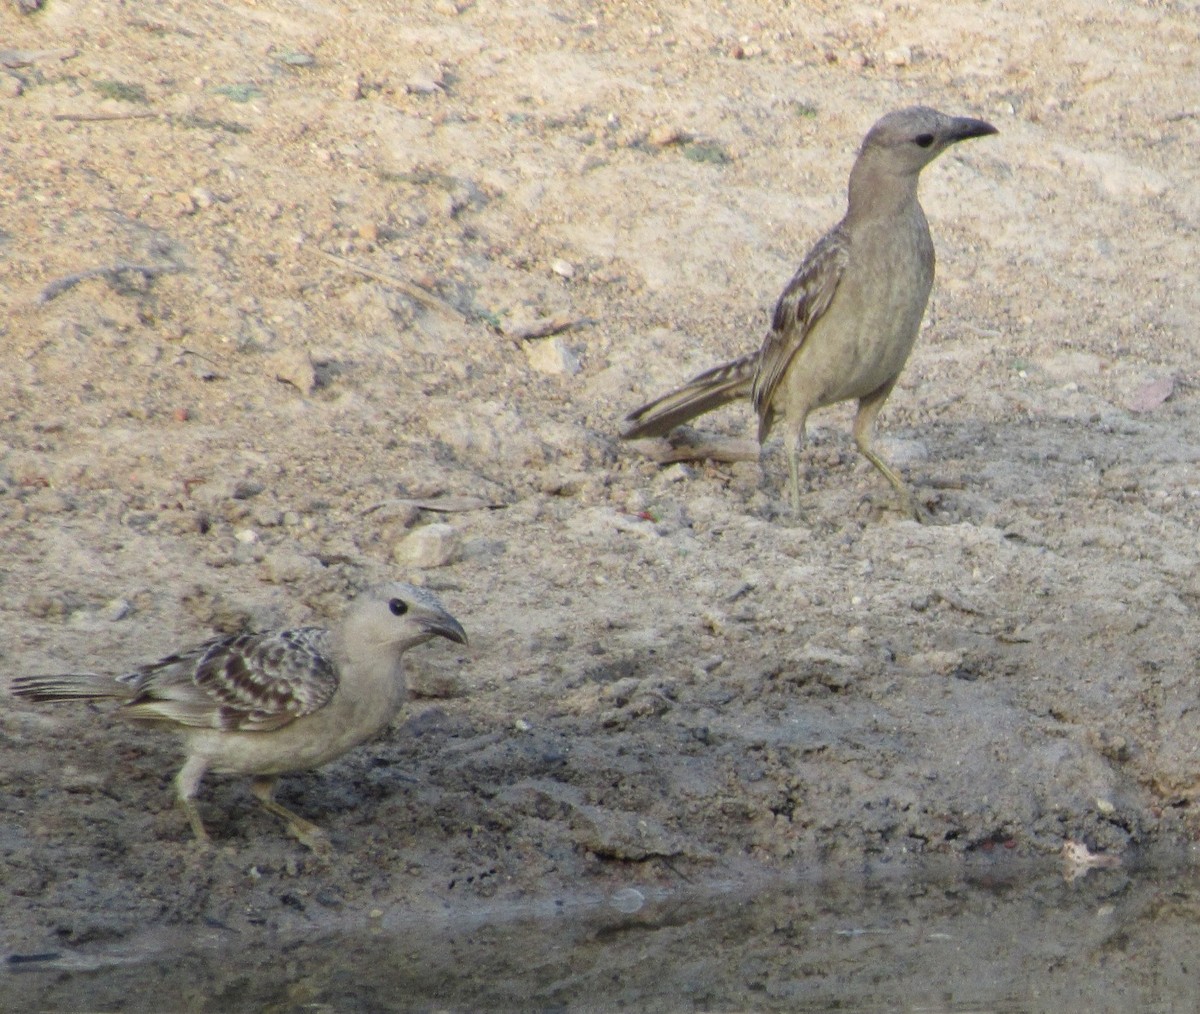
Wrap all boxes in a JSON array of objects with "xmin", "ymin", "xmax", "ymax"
[
  {"xmin": 349, "ymin": 582, "xmax": 468, "ymax": 653},
  {"xmin": 859, "ymin": 106, "xmax": 997, "ymax": 175}
]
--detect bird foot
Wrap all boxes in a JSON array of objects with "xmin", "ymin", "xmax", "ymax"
[
  {"xmin": 251, "ymin": 776, "xmax": 334, "ymax": 855},
  {"xmin": 279, "ymin": 812, "xmax": 335, "ymax": 857},
  {"xmin": 179, "ymin": 798, "xmax": 213, "ymax": 845}
]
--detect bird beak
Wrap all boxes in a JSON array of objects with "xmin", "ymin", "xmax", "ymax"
[
  {"xmin": 946, "ymin": 117, "xmax": 998, "ymax": 142},
  {"xmin": 421, "ymin": 613, "xmax": 468, "ymax": 645}
]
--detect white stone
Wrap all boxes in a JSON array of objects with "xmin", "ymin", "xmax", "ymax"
[
  {"xmin": 270, "ymin": 348, "xmax": 317, "ymax": 394},
  {"xmin": 393, "ymin": 523, "xmax": 460, "ymax": 568},
  {"xmin": 524, "ymin": 336, "xmax": 581, "ymax": 376}
]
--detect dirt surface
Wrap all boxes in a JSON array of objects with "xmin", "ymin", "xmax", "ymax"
[{"xmin": 3, "ymin": 0, "xmax": 1200, "ymax": 989}]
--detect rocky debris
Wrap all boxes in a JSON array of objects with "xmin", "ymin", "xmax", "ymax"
[
  {"xmin": 393, "ymin": 523, "xmax": 461, "ymax": 568},
  {"xmin": 1, "ymin": 0, "xmax": 1198, "ymax": 978}
]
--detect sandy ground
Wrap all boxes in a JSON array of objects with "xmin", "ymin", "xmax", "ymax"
[{"xmin": 3, "ymin": 0, "xmax": 1200, "ymax": 999}]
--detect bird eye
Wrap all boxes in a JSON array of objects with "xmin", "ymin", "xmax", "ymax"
[
  {"xmin": 389, "ymin": 598, "xmax": 408, "ymax": 616},
  {"xmin": 914, "ymin": 133, "xmax": 935, "ymax": 148}
]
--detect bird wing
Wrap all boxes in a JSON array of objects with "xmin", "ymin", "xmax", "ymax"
[
  {"xmin": 121, "ymin": 628, "xmax": 340, "ymax": 732},
  {"xmin": 750, "ymin": 225, "xmax": 850, "ymax": 429}
]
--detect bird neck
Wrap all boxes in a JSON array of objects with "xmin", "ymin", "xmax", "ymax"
[
  {"xmin": 332, "ymin": 620, "xmax": 403, "ymax": 685},
  {"xmin": 845, "ymin": 153, "xmax": 922, "ymax": 226}
]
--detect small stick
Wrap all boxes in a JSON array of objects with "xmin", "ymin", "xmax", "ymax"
[
  {"xmin": 52, "ymin": 110, "xmax": 160, "ymax": 123},
  {"xmin": 361, "ymin": 496, "xmax": 506, "ymax": 516},
  {"xmin": 634, "ymin": 436, "xmax": 760, "ymax": 465},
  {"xmin": 501, "ymin": 314, "xmax": 589, "ymax": 341}
]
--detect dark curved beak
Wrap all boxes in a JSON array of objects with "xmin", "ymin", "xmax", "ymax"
[
  {"xmin": 422, "ymin": 613, "xmax": 468, "ymax": 645},
  {"xmin": 947, "ymin": 117, "xmax": 998, "ymax": 143}
]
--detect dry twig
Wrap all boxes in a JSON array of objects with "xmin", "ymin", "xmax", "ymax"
[
  {"xmin": 501, "ymin": 313, "xmax": 589, "ymax": 341},
  {"xmin": 362, "ymin": 496, "xmax": 506, "ymax": 516},
  {"xmin": 629, "ymin": 432, "xmax": 760, "ymax": 465},
  {"xmin": 52, "ymin": 111, "xmax": 161, "ymax": 123}
]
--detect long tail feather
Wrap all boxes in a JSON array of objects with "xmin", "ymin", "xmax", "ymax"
[
  {"xmin": 621, "ymin": 352, "xmax": 756, "ymax": 439},
  {"xmin": 9, "ymin": 673, "xmax": 129, "ymax": 704}
]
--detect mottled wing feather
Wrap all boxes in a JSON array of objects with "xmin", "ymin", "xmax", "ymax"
[
  {"xmin": 194, "ymin": 628, "xmax": 338, "ymax": 731},
  {"xmin": 122, "ymin": 627, "xmax": 339, "ymax": 732},
  {"xmin": 750, "ymin": 226, "xmax": 850, "ymax": 427}
]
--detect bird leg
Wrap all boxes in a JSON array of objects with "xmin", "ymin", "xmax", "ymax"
[
  {"xmin": 175, "ymin": 755, "xmax": 211, "ymax": 843},
  {"xmin": 250, "ymin": 775, "xmax": 333, "ymax": 856},
  {"xmin": 179, "ymin": 799, "xmax": 210, "ymax": 843},
  {"xmin": 786, "ymin": 443, "xmax": 803, "ymax": 514},
  {"xmin": 783, "ymin": 411, "xmax": 810, "ymax": 515},
  {"xmin": 853, "ymin": 388, "xmax": 927, "ymax": 523}
]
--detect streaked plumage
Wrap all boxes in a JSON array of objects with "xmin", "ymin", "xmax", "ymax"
[
  {"xmin": 622, "ymin": 106, "xmax": 997, "ymax": 519},
  {"xmin": 10, "ymin": 582, "xmax": 467, "ymax": 851}
]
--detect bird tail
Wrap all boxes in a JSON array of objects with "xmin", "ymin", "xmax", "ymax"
[
  {"xmin": 620, "ymin": 351, "xmax": 756, "ymax": 439},
  {"xmin": 9, "ymin": 673, "xmax": 130, "ymax": 704}
]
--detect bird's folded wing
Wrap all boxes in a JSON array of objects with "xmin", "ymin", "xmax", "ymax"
[
  {"xmin": 124, "ymin": 628, "xmax": 340, "ymax": 732},
  {"xmin": 750, "ymin": 226, "xmax": 849, "ymax": 421}
]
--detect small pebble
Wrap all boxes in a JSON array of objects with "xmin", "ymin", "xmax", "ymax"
[
  {"xmin": 647, "ymin": 124, "xmax": 686, "ymax": 147},
  {"xmin": 103, "ymin": 598, "xmax": 133, "ymax": 622},
  {"xmin": 270, "ymin": 348, "xmax": 318, "ymax": 394},
  {"xmin": 260, "ymin": 549, "xmax": 320, "ymax": 584},
  {"xmin": 406, "ymin": 68, "xmax": 445, "ymax": 94},
  {"xmin": 609, "ymin": 887, "xmax": 646, "ymax": 913},
  {"xmin": 524, "ymin": 336, "xmax": 580, "ymax": 376},
  {"xmin": 231, "ymin": 480, "xmax": 264, "ymax": 501},
  {"xmin": 658, "ymin": 463, "xmax": 693, "ymax": 484},
  {"xmin": 393, "ymin": 523, "xmax": 460, "ymax": 568}
]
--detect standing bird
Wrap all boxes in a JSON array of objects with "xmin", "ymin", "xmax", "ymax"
[
  {"xmin": 621, "ymin": 106, "xmax": 997, "ymax": 520},
  {"xmin": 9, "ymin": 582, "xmax": 467, "ymax": 852}
]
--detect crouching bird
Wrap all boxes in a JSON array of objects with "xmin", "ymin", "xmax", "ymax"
[
  {"xmin": 621, "ymin": 106, "xmax": 997, "ymax": 520},
  {"xmin": 10, "ymin": 582, "xmax": 467, "ymax": 853}
]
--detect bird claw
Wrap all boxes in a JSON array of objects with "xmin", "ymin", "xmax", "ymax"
[
  {"xmin": 291, "ymin": 824, "xmax": 335, "ymax": 858},
  {"xmin": 271, "ymin": 808, "xmax": 336, "ymax": 857}
]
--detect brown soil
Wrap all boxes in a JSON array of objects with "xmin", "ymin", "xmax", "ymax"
[{"xmin": 3, "ymin": 0, "xmax": 1200, "ymax": 1004}]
